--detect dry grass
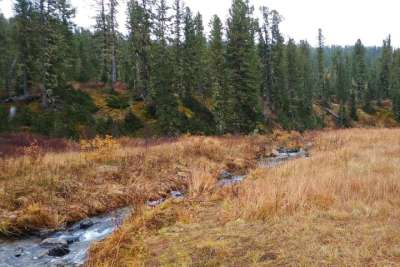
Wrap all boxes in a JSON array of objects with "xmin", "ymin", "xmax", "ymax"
[
  {"xmin": 225, "ymin": 128, "xmax": 400, "ymax": 219},
  {"xmin": 0, "ymin": 133, "xmax": 302, "ymax": 236},
  {"xmin": 87, "ymin": 128, "xmax": 400, "ymax": 266}
]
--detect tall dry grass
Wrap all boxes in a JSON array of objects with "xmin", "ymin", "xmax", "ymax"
[
  {"xmin": 224, "ymin": 128, "xmax": 400, "ymax": 220},
  {"xmin": 85, "ymin": 128, "xmax": 400, "ymax": 267},
  {"xmin": 1, "ymin": 133, "xmax": 303, "ymax": 236}
]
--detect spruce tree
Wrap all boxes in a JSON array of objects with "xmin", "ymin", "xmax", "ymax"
[
  {"xmin": 151, "ymin": 0, "xmax": 181, "ymax": 135},
  {"xmin": 364, "ymin": 64, "xmax": 378, "ymax": 113},
  {"xmin": 44, "ymin": 0, "xmax": 75, "ymax": 98},
  {"xmin": 259, "ymin": 6, "xmax": 272, "ymax": 105},
  {"xmin": 95, "ymin": 0, "xmax": 110, "ymax": 83},
  {"xmin": 352, "ymin": 39, "xmax": 367, "ymax": 105},
  {"xmin": 391, "ymin": 50, "xmax": 400, "ymax": 121},
  {"xmin": 193, "ymin": 12, "xmax": 207, "ymax": 95},
  {"xmin": 336, "ymin": 51, "xmax": 351, "ymax": 127},
  {"xmin": 208, "ymin": 15, "xmax": 225, "ymax": 90},
  {"xmin": 378, "ymin": 35, "xmax": 393, "ymax": 103},
  {"xmin": 270, "ymin": 10, "xmax": 287, "ymax": 116},
  {"xmin": 14, "ymin": 0, "xmax": 34, "ymax": 97},
  {"xmin": 172, "ymin": 0, "xmax": 184, "ymax": 97},
  {"xmin": 209, "ymin": 15, "xmax": 231, "ymax": 133},
  {"xmin": 181, "ymin": 7, "xmax": 196, "ymax": 99},
  {"xmin": 109, "ymin": 0, "xmax": 119, "ymax": 90},
  {"xmin": 225, "ymin": 0, "xmax": 262, "ymax": 133},
  {"xmin": 127, "ymin": 0, "xmax": 152, "ymax": 101},
  {"xmin": 286, "ymin": 38, "xmax": 299, "ymax": 128},
  {"xmin": 297, "ymin": 40, "xmax": 315, "ymax": 128},
  {"xmin": 317, "ymin": 28, "xmax": 327, "ymax": 104}
]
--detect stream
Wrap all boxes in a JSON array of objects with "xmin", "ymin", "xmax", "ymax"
[
  {"xmin": 0, "ymin": 208, "xmax": 131, "ymax": 267},
  {"xmin": 0, "ymin": 147, "xmax": 307, "ymax": 267},
  {"xmin": 218, "ymin": 147, "xmax": 307, "ymax": 186}
]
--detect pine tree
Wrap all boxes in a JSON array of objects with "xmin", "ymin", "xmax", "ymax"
[
  {"xmin": 14, "ymin": 0, "xmax": 34, "ymax": 97},
  {"xmin": 109, "ymin": 0, "xmax": 118, "ymax": 90},
  {"xmin": 364, "ymin": 64, "xmax": 378, "ymax": 113},
  {"xmin": 352, "ymin": 39, "xmax": 367, "ymax": 104},
  {"xmin": 95, "ymin": 0, "xmax": 109, "ymax": 83},
  {"xmin": 193, "ymin": 12, "xmax": 207, "ymax": 95},
  {"xmin": 181, "ymin": 7, "xmax": 196, "ymax": 98},
  {"xmin": 391, "ymin": 50, "xmax": 400, "ymax": 121},
  {"xmin": 317, "ymin": 28, "xmax": 327, "ymax": 104},
  {"xmin": 209, "ymin": 15, "xmax": 231, "ymax": 133},
  {"xmin": 0, "ymin": 12, "xmax": 18, "ymax": 97},
  {"xmin": 286, "ymin": 38, "xmax": 299, "ymax": 128},
  {"xmin": 44, "ymin": 0, "xmax": 75, "ymax": 98},
  {"xmin": 172, "ymin": 0, "xmax": 184, "ymax": 97},
  {"xmin": 127, "ymin": 0, "xmax": 152, "ymax": 101},
  {"xmin": 378, "ymin": 35, "xmax": 393, "ymax": 103},
  {"xmin": 297, "ymin": 40, "xmax": 315, "ymax": 128},
  {"xmin": 270, "ymin": 10, "xmax": 287, "ymax": 115},
  {"xmin": 336, "ymin": 51, "xmax": 351, "ymax": 127},
  {"xmin": 72, "ymin": 28, "xmax": 98, "ymax": 82},
  {"xmin": 225, "ymin": 0, "xmax": 262, "ymax": 133},
  {"xmin": 208, "ymin": 15, "xmax": 224, "ymax": 89},
  {"xmin": 259, "ymin": 6, "xmax": 272, "ymax": 104},
  {"xmin": 151, "ymin": 0, "xmax": 181, "ymax": 135}
]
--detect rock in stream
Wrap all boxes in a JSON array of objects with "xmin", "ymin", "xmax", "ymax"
[{"xmin": 0, "ymin": 208, "xmax": 131, "ymax": 267}]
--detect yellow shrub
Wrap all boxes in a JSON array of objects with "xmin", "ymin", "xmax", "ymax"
[{"xmin": 80, "ymin": 135, "xmax": 121, "ymax": 162}]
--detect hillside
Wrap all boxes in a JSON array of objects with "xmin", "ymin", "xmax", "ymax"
[{"xmin": 1, "ymin": 82, "xmax": 399, "ymax": 141}]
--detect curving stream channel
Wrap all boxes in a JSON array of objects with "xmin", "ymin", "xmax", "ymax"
[{"xmin": 0, "ymin": 147, "xmax": 307, "ymax": 267}]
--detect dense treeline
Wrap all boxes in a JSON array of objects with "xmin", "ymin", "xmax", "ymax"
[{"xmin": 1, "ymin": 0, "xmax": 400, "ymax": 138}]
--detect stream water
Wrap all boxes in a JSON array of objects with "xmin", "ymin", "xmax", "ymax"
[
  {"xmin": 0, "ymin": 208, "xmax": 131, "ymax": 267},
  {"xmin": 218, "ymin": 148, "xmax": 307, "ymax": 186},
  {"xmin": 0, "ymin": 147, "xmax": 307, "ymax": 266}
]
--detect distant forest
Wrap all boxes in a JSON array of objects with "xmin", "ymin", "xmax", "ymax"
[{"xmin": 1, "ymin": 0, "xmax": 400, "ymax": 138}]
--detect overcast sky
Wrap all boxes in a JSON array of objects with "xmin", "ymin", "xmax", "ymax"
[{"xmin": 1, "ymin": 0, "xmax": 399, "ymax": 46}]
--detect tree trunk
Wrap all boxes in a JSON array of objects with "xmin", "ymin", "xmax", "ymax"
[{"xmin": 110, "ymin": 0, "xmax": 117, "ymax": 90}]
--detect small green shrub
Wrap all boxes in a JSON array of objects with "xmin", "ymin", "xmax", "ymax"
[
  {"xmin": 122, "ymin": 112, "xmax": 143, "ymax": 135},
  {"xmin": 106, "ymin": 95, "xmax": 129, "ymax": 110},
  {"xmin": 96, "ymin": 117, "xmax": 117, "ymax": 136}
]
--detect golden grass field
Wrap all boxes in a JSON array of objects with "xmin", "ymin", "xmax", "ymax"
[
  {"xmin": 0, "ymin": 132, "xmax": 304, "ymax": 236},
  {"xmin": 1, "ymin": 128, "xmax": 400, "ymax": 266},
  {"xmin": 86, "ymin": 128, "xmax": 400, "ymax": 266}
]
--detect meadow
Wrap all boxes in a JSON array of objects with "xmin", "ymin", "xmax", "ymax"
[
  {"xmin": 1, "ymin": 129, "xmax": 400, "ymax": 266},
  {"xmin": 87, "ymin": 129, "xmax": 400, "ymax": 266}
]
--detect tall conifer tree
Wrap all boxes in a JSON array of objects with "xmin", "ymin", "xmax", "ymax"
[{"xmin": 225, "ymin": 0, "xmax": 262, "ymax": 133}]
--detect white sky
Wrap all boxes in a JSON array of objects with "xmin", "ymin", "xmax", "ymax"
[{"xmin": 1, "ymin": 0, "xmax": 399, "ymax": 46}]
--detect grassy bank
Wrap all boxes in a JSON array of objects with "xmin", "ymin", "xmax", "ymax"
[
  {"xmin": 87, "ymin": 128, "xmax": 400, "ymax": 266},
  {"xmin": 0, "ymin": 132, "xmax": 303, "ymax": 236}
]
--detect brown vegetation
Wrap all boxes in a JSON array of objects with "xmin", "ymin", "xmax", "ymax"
[
  {"xmin": 0, "ymin": 132, "xmax": 303, "ymax": 236},
  {"xmin": 87, "ymin": 128, "xmax": 400, "ymax": 266},
  {"xmin": 0, "ymin": 133, "xmax": 76, "ymax": 158}
]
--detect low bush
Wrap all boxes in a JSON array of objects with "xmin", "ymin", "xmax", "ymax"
[{"xmin": 106, "ymin": 95, "xmax": 129, "ymax": 110}]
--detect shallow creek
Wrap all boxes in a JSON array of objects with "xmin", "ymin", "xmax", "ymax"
[
  {"xmin": 0, "ymin": 208, "xmax": 131, "ymax": 267},
  {"xmin": 218, "ymin": 147, "xmax": 307, "ymax": 186},
  {"xmin": 0, "ymin": 148, "xmax": 307, "ymax": 267}
]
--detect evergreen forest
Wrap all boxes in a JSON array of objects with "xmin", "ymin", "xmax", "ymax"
[{"xmin": 1, "ymin": 0, "xmax": 400, "ymax": 138}]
